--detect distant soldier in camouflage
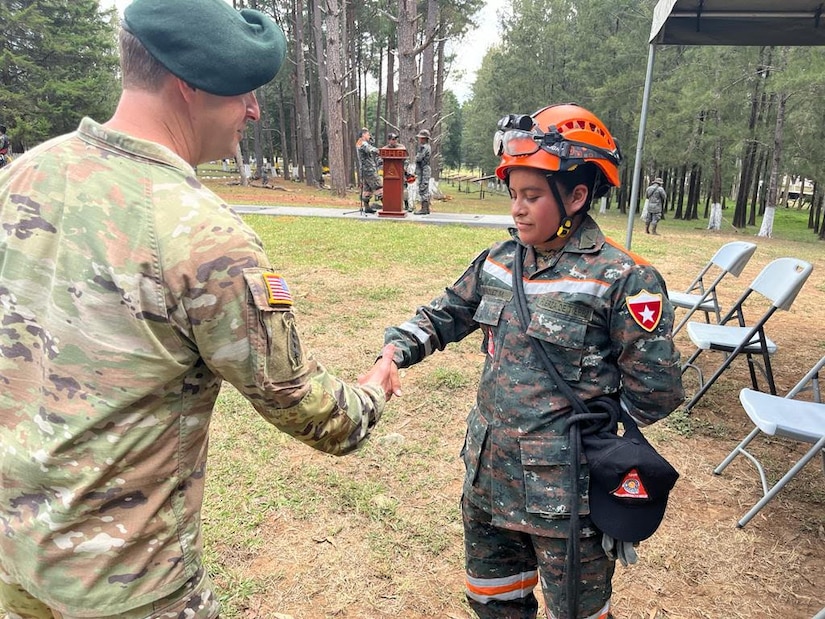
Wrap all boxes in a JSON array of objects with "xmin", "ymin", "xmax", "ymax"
[
  {"xmin": 0, "ymin": 1, "xmax": 399, "ymax": 618},
  {"xmin": 0, "ymin": 124, "xmax": 9, "ymax": 168},
  {"xmin": 356, "ymin": 127, "xmax": 383, "ymax": 214},
  {"xmin": 413, "ymin": 128, "xmax": 432, "ymax": 214},
  {"xmin": 378, "ymin": 104, "xmax": 683, "ymax": 618},
  {"xmin": 643, "ymin": 177, "xmax": 667, "ymax": 235}
]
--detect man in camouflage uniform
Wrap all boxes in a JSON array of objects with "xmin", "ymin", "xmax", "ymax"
[
  {"xmin": 643, "ymin": 177, "xmax": 667, "ymax": 235},
  {"xmin": 413, "ymin": 128, "xmax": 432, "ymax": 214},
  {"xmin": 380, "ymin": 104, "xmax": 683, "ymax": 618},
  {"xmin": 0, "ymin": 1, "xmax": 399, "ymax": 618},
  {"xmin": 356, "ymin": 127, "xmax": 383, "ymax": 214}
]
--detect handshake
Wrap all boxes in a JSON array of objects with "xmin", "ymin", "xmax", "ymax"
[{"xmin": 358, "ymin": 343, "xmax": 402, "ymax": 402}]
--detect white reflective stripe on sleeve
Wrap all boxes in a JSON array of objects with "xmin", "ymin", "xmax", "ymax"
[
  {"xmin": 465, "ymin": 570, "xmax": 539, "ymax": 604},
  {"xmin": 398, "ymin": 321, "xmax": 435, "ymax": 356}
]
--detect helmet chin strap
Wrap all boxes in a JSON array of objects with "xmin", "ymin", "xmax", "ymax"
[{"xmin": 543, "ymin": 174, "xmax": 575, "ymax": 244}]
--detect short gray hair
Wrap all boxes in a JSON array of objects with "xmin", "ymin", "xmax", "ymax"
[{"xmin": 119, "ymin": 28, "xmax": 171, "ymax": 92}]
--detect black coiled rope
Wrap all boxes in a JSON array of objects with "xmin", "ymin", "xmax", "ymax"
[{"xmin": 512, "ymin": 246, "xmax": 620, "ymax": 619}]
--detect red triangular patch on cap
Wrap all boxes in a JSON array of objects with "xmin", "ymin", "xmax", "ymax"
[{"xmin": 611, "ymin": 468, "xmax": 649, "ymax": 500}]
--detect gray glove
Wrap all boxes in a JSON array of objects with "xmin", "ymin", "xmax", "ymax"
[
  {"xmin": 601, "ymin": 533, "xmax": 638, "ymax": 567},
  {"xmin": 619, "ymin": 394, "xmax": 652, "ymax": 428}
]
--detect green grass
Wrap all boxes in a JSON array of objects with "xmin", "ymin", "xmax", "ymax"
[
  {"xmin": 199, "ymin": 163, "xmax": 824, "ymax": 246},
  {"xmin": 197, "ymin": 192, "xmax": 825, "ymax": 618}
]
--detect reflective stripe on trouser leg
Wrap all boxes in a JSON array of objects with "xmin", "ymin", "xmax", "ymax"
[
  {"xmin": 462, "ymin": 495, "xmax": 614, "ymax": 619},
  {"xmin": 546, "ymin": 601, "xmax": 610, "ymax": 619},
  {"xmin": 466, "ymin": 571, "xmax": 540, "ymax": 604},
  {"xmin": 463, "ymin": 495, "xmax": 540, "ymax": 619},
  {"xmin": 547, "ymin": 601, "xmax": 610, "ymax": 619}
]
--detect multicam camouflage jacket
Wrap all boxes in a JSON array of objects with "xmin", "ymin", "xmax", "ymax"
[
  {"xmin": 384, "ymin": 217, "xmax": 684, "ymax": 537},
  {"xmin": 0, "ymin": 118, "xmax": 385, "ymax": 616}
]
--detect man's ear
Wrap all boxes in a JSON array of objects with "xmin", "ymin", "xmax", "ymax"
[{"xmin": 175, "ymin": 76, "xmax": 199, "ymax": 103}]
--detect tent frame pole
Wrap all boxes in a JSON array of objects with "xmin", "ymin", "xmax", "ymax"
[{"xmin": 625, "ymin": 42, "xmax": 657, "ymax": 249}]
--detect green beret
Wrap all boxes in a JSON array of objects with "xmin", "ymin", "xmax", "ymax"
[{"xmin": 123, "ymin": 0, "xmax": 286, "ymax": 96}]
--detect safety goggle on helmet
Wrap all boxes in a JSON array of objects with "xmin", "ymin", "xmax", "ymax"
[{"xmin": 493, "ymin": 103, "xmax": 622, "ymax": 196}]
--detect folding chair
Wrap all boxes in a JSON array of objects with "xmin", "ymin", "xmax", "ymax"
[
  {"xmin": 681, "ymin": 257, "xmax": 813, "ymax": 412},
  {"xmin": 713, "ymin": 355, "xmax": 825, "ymax": 527},
  {"xmin": 669, "ymin": 241, "xmax": 758, "ymax": 335}
]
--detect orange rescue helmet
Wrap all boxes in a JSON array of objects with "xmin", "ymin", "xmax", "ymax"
[{"xmin": 494, "ymin": 103, "xmax": 621, "ymax": 197}]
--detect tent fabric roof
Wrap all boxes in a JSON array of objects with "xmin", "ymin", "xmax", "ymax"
[{"xmin": 650, "ymin": 0, "xmax": 825, "ymax": 46}]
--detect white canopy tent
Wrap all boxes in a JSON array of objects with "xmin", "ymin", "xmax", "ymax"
[{"xmin": 624, "ymin": 0, "xmax": 825, "ymax": 248}]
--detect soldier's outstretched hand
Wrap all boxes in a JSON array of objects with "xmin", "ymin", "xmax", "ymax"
[{"xmin": 359, "ymin": 344, "xmax": 402, "ymax": 401}]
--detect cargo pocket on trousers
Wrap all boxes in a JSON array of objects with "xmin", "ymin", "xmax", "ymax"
[{"xmin": 519, "ymin": 436, "xmax": 590, "ymax": 519}]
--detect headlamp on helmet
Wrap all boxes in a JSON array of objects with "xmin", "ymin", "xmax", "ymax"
[{"xmin": 497, "ymin": 114, "xmax": 534, "ymax": 132}]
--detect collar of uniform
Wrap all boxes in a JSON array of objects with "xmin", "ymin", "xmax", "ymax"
[
  {"xmin": 506, "ymin": 215, "xmax": 604, "ymax": 255},
  {"xmin": 77, "ymin": 117, "xmax": 195, "ymax": 174},
  {"xmin": 571, "ymin": 216, "xmax": 604, "ymax": 253}
]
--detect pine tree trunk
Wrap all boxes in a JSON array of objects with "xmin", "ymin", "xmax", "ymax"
[
  {"xmin": 323, "ymin": 0, "xmax": 348, "ymax": 198},
  {"xmin": 397, "ymin": 0, "xmax": 419, "ymax": 153},
  {"xmin": 234, "ymin": 144, "xmax": 247, "ymax": 187},
  {"xmin": 294, "ymin": 0, "xmax": 319, "ymax": 187}
]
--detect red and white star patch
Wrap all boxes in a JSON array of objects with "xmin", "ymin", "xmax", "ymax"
[{"xmin": 625, "ymin": 289, "xmax": 662, "ymax": 332}]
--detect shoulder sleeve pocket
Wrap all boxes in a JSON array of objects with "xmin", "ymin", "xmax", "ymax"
[
  {"xmin": 243, "ymin": 268, "xmax": 293, "ymax": 312},
  {"xmin": 242, "ymin": 268, "xmax": 305, "ymax": 382}
]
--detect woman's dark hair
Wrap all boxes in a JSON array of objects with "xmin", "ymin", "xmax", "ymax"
[{"xmin": 551, "ymin": 163, "xmax": 600, "ymax": 210}]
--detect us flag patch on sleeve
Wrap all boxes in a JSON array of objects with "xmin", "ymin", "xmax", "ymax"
[{"xmin": 262, "ymin": 272, "xmax": 293, "ymax": 307}]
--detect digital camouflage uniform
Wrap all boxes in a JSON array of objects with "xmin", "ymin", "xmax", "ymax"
[
  {"xmin": 0, "ymin": 118, "xmax": 386, "ymax": 618},
  {"xmin": 643, "ymin": 183, "xmax": 666, "ymax": 229},
  {"xmin": 384, "ymin": 216, "xmax": 684, "ymax": 618},
  {"xmin": 357, "ymin": 139, "xmax": 383, "ymax": 205},
  {"xmin": 415, "ymin": 140, "xmax": 431, "ymax": 204}
]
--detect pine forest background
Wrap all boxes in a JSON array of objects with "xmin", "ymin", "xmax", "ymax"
[{"xmin": 3, "ymin": 0, "xmax": 825, "ymax": 239}]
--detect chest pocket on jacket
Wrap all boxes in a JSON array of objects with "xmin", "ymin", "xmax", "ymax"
[
  {"xmin": 525, "ymin": 306, "xmax": 589, "ymax": 382},
  {"xmin": 520, "ymin": 436, "xmax": 590, "ymax": 519},
  {"xmin": 473, "ymin": 293, "xmax": 508, "ymax": 326},
  {"xmin": 473, "ymin": 293, "xmax": 509, "ymax": 356}
]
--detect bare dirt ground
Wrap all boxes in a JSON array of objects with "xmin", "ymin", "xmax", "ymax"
[
  {"xmin": 205, "ymin": 180, "xmax": 824, "ymax": 619},
  {"xmin": 216, "ymin": 178, "xmax": 358, "ymax": 208}
]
